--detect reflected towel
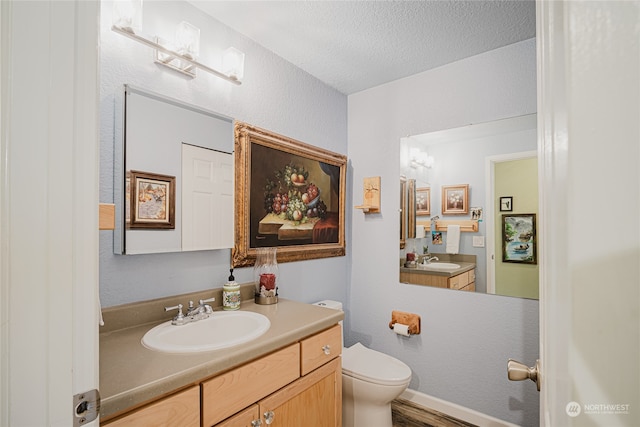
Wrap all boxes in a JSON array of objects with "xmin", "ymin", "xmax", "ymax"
[
  {"xmin": 98, "ymin": 296, "xmax": 104, "ymax": 326},
  {"xmin": 446, "ymin": 225, "xmax": 461, "ymax": 254}
]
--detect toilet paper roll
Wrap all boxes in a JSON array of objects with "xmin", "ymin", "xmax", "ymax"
[{"xmin": 393, "ymin": 323, "xmax": 411, "ymax": 337}]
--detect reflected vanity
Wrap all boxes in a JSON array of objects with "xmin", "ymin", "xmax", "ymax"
[
  {"xmin": 399, "ymin": 114, "xmax": 539, "ymax": 300},
  {"xmin": 114, "ymin": 85, "xmax": 235, "ymax": 255}
]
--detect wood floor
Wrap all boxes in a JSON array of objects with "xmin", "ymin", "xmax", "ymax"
[{"xmin": 392, "ymin": 398, "xmax": 478, "ymax": 427}]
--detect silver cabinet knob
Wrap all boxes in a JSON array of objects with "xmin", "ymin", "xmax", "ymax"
[
  {"xmin": 263, "ymin": 410, "xmax": 275, "ymax": 425},
  {"xmin": 251, "ymin": 420, "xmax": 262, "ymax": 427},
  {"xmin": 322, "ymin": 344, "xmax": 331, "ymax": 355},
  {"xmin": 507, "ymin": 359, "xmax": 540, "ymax": 391}
]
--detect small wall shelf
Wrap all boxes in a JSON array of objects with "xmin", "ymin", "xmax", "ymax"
[
  {"xmin": 99, "ymin": 203, "xmax": 116, "ymax": 230},
  {"xmin": 355, "ymin": 176, "xmax": 381, "ymax": 213},
  {"xmin": 417, "ymin": 219, "xmax": 478, "ymax": 233}
]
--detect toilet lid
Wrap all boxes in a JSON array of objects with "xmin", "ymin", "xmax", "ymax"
[{"xmin": 342, "ymin": 343, "xmax": 412, "ymax": 386}]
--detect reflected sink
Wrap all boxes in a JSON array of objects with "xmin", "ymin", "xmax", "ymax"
[
  {"xmin": 142, "ymin": 311, "xmax": 270, "ymax": 354},
  {"xmin": 417, "ymin": 262, "xmax": 461, "ymax": 271}
]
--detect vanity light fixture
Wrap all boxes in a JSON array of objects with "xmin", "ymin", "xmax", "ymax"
[
  {"xmin": 111, "ymin": 1, "xmax": 244, "ymax": 84},
  {"xmin": 222, "ymin": 47, "xmax": 245, "ymax": 82},
  {"xmin": 409, "ymin": 148, "xmax": 434, "ymax": 169}
]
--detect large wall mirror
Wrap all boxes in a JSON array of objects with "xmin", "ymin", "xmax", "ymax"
[
  {"xmin": 114, "ymin": 85, "xmax": 234, "ymax": 255},
  {"xmin": 399, "ymin": 114, "xmax": 539, "ymax": 299}
]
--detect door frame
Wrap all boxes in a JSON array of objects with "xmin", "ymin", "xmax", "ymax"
[
  {"xmin": 537, "ymin": 1, "xmax": 640, "ymax": 425},
  {"xmin": 0, "ymin": 1, "xmax": 100, "ymax": 425}
]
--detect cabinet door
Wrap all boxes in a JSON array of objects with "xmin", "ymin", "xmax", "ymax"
[
  {"xmin": 258, "ymin": 357, "xmax": 341, "ymax": 427},
  {"xmin": 214, "ymin": 405, "xmax": 260, "ymax": 427}
]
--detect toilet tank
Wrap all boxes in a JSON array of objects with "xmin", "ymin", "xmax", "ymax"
[
  {"xmin": 313, "ymin": 300, "xmax": 343, "ymax": 311},
  {"xmin": 313, "ymin": 300, "xmax": 344, "ymax": 346}
]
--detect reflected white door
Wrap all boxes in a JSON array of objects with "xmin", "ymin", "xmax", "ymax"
[
  {"xmin": 537, "ymin": 1, "xmax": 639, "ymax": 426},
  {"xmin": 182, "ymin": 144, "xmax": 234, "ymax": 251}
]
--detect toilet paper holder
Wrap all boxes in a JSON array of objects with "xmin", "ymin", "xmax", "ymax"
[{"xmin": 388, "ymin": 310, "xmax": 421, "ymax": 335}]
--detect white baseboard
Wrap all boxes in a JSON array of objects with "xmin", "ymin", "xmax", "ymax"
[{"xmin": 399, "ymin": 389, "xmax": 520, "ymax": 427}]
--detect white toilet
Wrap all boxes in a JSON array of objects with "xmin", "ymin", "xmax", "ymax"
[{"xmin": 313, "ymin": 300, "xmax": 412, "ymax": 427}]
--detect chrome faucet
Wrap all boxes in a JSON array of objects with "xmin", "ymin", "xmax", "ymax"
[
  {"xmin": 423, "ymin": 256, "xmax": 439, "ymax": 264},
  {"xmin": 165, "ymin": 297, "xmax": 215, "ymax": 326}
]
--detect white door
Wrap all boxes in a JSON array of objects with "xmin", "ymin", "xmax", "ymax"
[
  {"xmin": 182, "ymin": 143, "xmax": 234, "ymax": 251},
  {"xmin": 0, "ymin": 1, "xmax": 100, "ymax": 425},
  {"xmin": 537, "ymin": 1, "xmax": 639, "ymax": 426}
]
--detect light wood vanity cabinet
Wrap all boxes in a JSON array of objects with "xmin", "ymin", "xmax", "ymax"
[
  {"xmin": 102, "ymin": 385, "xmax": 200, "ymax": 427},
  {"xmin": 400, "ymin": 269, "xmax": 476, "ymax": 292},
  {"xmin": 103, "ymin": 324, "xmax": 342, "ymax": 427},
  {"xmin": 203, "ymin": 343, "xmax": 301, "ymax": 425},
  {"xmin": 254, "ymin": 357, "xmax": 341, "ymax": 427},
  {"xmin": 212, "ymin": 324, "xmax": 342, "ymax": 427}
]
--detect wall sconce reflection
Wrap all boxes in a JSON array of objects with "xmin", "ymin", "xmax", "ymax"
[{"xmin": 409, "ymin": 148, "xmax": 434, "ymax": 169}]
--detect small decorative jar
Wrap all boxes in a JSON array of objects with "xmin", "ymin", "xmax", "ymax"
[
  {"xmin": 222, "ymin": 268, "xmax": 241, "ymax": 311},
  {"xmin": 254, "ymin": 247, "xmax": 278, "ymax": 305}
]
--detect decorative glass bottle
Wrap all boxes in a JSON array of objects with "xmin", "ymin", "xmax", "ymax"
[{"xmin": 253, "ymin": 247, "xmax": 278, "ymax": 305}]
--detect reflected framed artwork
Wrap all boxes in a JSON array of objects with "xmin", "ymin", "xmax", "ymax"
[
  {"xmin": 233, "ymin": 122, "xmax": 347, "ymax": 267},
  {"xmin": 441, "ymin": 184, "xmax": 469, "ymax": 215},
  {"xmin": 129, "ymin": 170, "xmax": 175, "ymax": 229},
  {"xmin": 502, "ymin": 213, "xmax": 537, "ymax": 264},
  {"xmin": 416, "ymin": 187, "xmax": 431, "ymax": 216},
  {"xmin": 500, "ymin": 196, "xmax": 513, "ymax": 212}
]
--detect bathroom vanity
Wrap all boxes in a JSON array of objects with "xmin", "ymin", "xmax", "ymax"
[
  {"xmin": 400, "ymin": 267, "xmax": 476, "ymax": 292},
  {"xmin": 99, "ymin": 291, "xmax": 343, "ymax": 426},
  {"xmin": 400, "ymin": 257, "xmax": 476, "ymax": 292}
]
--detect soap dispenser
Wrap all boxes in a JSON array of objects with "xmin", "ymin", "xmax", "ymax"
[{"xmin": 222, "ymin": 268, "xmax": 241, "ymax": 311}]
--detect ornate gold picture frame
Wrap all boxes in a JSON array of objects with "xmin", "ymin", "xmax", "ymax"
[{"xmin": 232, "ymin": 122, "xmax": 347, "ymax": 267}]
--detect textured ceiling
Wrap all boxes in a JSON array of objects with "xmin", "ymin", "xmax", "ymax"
[{"xmin": 187, "ymin": 1, "xmax": 536, "ymax": 95}]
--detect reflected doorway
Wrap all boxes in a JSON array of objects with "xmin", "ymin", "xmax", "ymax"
[{"xmin": 486, "ymin": 151, "xmax": 539, "ymax": 298}]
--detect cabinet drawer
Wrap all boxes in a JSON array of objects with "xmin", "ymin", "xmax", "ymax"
[
  {"xmin": 300, "ymin": 324, "xmax": 342, "ymax": 375},
  {"xmin": 202, "ymin": 343, "xmax": 300, "ymax": 426},
  {"xmin": 449, "ymin": 271, "xmax": 469, "ymax": 290},
  {"xmin": 102, "ymin": 386, "xmax": 199, "ymax": 427}
]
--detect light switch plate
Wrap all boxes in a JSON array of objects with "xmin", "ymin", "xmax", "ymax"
[{"xmin": 473, "ymin": 236, "xmax": 485, "ymax": 247}]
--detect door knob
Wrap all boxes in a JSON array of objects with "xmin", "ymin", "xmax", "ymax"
[{"xmin": 507, "ymin": 359, "xmax": 540, "ymax": 391}]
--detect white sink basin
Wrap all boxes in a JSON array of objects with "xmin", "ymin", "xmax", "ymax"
[
  {"xmin": 417, "ymin": 262, "xmax": 461, "ymax": 271},
  {"xmin": 142, "ymin": 311, "xmax": 271, "ymax": 354}
]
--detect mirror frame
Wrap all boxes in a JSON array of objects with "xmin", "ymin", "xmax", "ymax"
[{"xmin": 400, "ymin": 176, "xmax": 406, "ymax": 249}]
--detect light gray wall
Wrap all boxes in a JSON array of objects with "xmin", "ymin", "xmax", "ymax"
[
  {"xmin": 347, "ymin": 39, "xmax": 539, "ymax": 426},
  {"xmin": 99, "ymin": 1, "xmax": 348, "ymax": 307}
]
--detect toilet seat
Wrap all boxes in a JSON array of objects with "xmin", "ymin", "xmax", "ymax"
[{"xmin": 342, "ymin": 343, "xmax": 411, "ymax": 386}]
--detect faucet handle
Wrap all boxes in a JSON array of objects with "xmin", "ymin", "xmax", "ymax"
[
  {"xmin": 199, "ymin": 297, "xmax": 215, "ymax": 314},
  {"xmin": 164, "ymin": 303, "xmax": 184, "ymax": 324}
]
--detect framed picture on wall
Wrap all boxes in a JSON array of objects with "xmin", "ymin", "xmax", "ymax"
[
  {"xmin": 500, "ymin": 196, "xmax": 513, "ymax": 212},
  {"xmin": 441, "ymin": 184, "xmax": 469, "ymax": 215},
  {"xmin": 416, "ymin": 187, "xmax": 431, "ymax": 216},
  {"xmin": 129, "ymin": 170, "xmax": 176, "ymax": 229},
  {"xmin": 232, "ymin": 122, "xmax": 347, "ymax": 267},
  {"xmin": 502, "ymin": 213, "xmax": 537, "ymax": 264}
]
